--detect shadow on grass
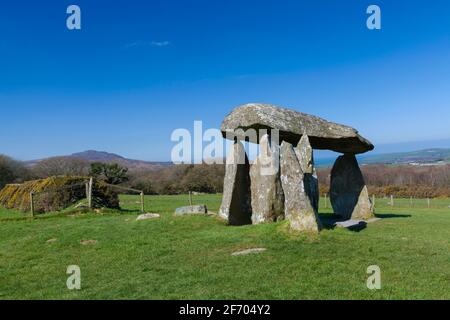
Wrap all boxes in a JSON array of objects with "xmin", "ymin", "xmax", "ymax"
[{"xmin": 374, "ymin": 213, "xmax": 412, "ymax": 219}]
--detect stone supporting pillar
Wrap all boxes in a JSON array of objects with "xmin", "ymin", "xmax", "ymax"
[
  {"xmin": 219, "ymin": 140, "xmax": 252, "ymax": 225},
  {"xmin": 330, "ymin": 154, "xmax": 374, "ymax": 220},
  {"xmin": 250, "ymin": 134, "xmax": 285, "ymax": 224},
  {"xmin": 280, "ymin": 141, "xmax": 322, "ymax": 233},
  {"xmin": 295, "ymin": 135, "xmax": 320, "ymax": 213}
]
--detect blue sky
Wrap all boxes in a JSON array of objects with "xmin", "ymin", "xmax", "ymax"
[{"xmin": 0, "ymin": 0, "xmax": 449, "ymax": 161}]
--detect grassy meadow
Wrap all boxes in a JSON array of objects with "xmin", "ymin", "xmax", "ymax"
[{"xmin": 0, "ymin": 194, "xmax": 449, "ymax": 300}]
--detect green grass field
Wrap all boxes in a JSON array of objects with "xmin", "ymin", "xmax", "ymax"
[{"xmin": 0, "ymin": 194, "xmax": 449, "ymax": 300}]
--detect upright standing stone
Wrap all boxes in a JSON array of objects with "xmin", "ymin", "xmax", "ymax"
[
  {"xmin": 219, "ymin": 140, "xmax": 252, "ymax": 225},
  {"xmin": 250, "ymin": 134, "xmax": 285, "ymax": 224},
  {"xmin": 280, "ymin": 141, "xmax": 322, "ymax": 233},
  {"xmin": 295, "ymin": 135, "xmax": 319, "ymax": 213},
  {"xmin": 330, "ymin": 154, "xmax": 374, "ymax": 220}
]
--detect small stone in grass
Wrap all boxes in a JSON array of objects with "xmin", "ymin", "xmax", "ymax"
[
  {"xmin": 231, "ymin": 248, "xmax": 267, "ymax": 256},
  {"xmin": 46, "ymin": 238, "xmax": 57, "ymax": 244},
  {"xmin": 175, "ymin": 205, "xmax": 208, "ymax": 216},
  {"xmin": 136, "ymin": 213, "xmax": 160, "ymax": 221},
  {"xmin": 80, "ymin": 240, "xmax": 97, "ymax": 245}
]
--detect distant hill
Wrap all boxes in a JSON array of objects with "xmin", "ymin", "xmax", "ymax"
[
  {"xmin": 315, "ymin": 148, "xmax": 450, "ymax": 167},
  {"xmin": 27, "ymin": 148, "xmax": 450, "ymax": 170},
  {"xmin": 359, "ymin": 148, "xmax": 450, "ymax": 165},
  {"xmin": 27, "ymin": 150, "xmax": 173, "ymax": 171}
]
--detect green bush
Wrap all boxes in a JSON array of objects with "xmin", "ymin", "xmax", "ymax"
[{"xmin": 0, "ymin": 176, "xmax": 119, "ymax": 213}]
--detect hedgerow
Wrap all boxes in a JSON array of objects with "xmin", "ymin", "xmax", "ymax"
[{"xmin": 0, "ymin": 176, "xmax": 119, "ymax": 213}]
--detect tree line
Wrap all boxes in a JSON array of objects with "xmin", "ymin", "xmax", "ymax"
[
  {"xmin": 317, "ymin": 164, "xmax": 450, "ymax": 198},
  {"xmin": 1, "ymin": 153, "xmax": 450, "ymax": 198}
]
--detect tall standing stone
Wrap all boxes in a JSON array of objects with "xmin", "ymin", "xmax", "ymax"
[
  {"xmin": 280, "ymin": 141, "xmax": 322, "ymax": 233},
  {"xmin": 250, "ymin": 134, "xmax": 285, "ymax": 224},
  {"xmin": 219, "ymin": 140, "xmax": 252, "ymax": 225},
  {"xmin": 330, "ymin": 154, "xmax": 374, "ymax": 220},
  {"xmin": 295, "ymin": 135, "xmax": 319, "ymax": 213}
]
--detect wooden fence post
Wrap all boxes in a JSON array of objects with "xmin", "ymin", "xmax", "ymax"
[
  {"xmin": 30, "ymin": 192, "xmax": 35, "ymax": 218},
  {"xmin": 427, "ymin": 198, "xmax": 430, "ymax": 208},
  {"xmin": 85, "ymin": 182, "xmax": 90, "ymax": 199},
  {"xmin": 140, "ymin": 192, "xmax": 145, "ymax": 213},
  {"xmin": 410, "ymin": 196, "xmax": 413, "ymax": 207},
  {"xmin": 324, "ymin": 193, "xmax": 328, "ymax": 209},
  {"xmin": 88, "ymin": 178, "xmax": 93, "ymax": 209},
  {"xmin": 390, "ymin": 195, "xmax": 394, "ymax": 207},
  {"xmin": 372, "ymin": 194, "xmax": 375, "ymax": 209},
  {"xmin": 189, "ymin": 191, "xmax": 193, "ymax": 206}
]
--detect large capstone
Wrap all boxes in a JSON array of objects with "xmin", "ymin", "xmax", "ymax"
[
  {"xmin": 219, "ymin": 140, "xmax": 252, "ymax": 225},
  {"xmin": 280, "ymin": 141, "xmax": 322, "ymax": 233},
  {"xmin": 295, "ymin": 134, "xmax": 319, "ymax": 213},
  {"xmin": 330, "ymin": 154, "xmax": 374, "ymax": 220},
  {"xmin": 221, "ymin": 103, "xmax": 374, "ymax": 154},
  {"xmin": 250, "ymin": 134, "xmax": 285, "ymax": 224}
]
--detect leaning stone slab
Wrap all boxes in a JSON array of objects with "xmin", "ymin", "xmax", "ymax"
[
  {"xmin": 335, "ymin": 217, "xmax": 380, "ymax": 229},
  {"xmin": 219, "ymin": 140, "xmax": 252, "ymax": 226},
  {"xmin": 335, "ymin": 220, "xmax": 367, "ymax": 228},
  {"xmin": 250, "ymin": 134, "xmax": 285, "ymax": 224},
  {"xmin": 330, "ymin": 154, "xmax": 374, "ymax": 220},
  {"xmin": 280, "ymin": 141, "xmax": 322, "ymax": 233},
  {"xmin": 175, "ymin": 205, "xmax": 208, "ymax": 216},
  {"xmin": 136, "ymin": 213, "xmax": 161, "ymax": 220},
  {"xmin": 221, "ymin": 103, "xmax": 374, "ymax": 154},
  {"xmin": 231, "ymin": 248, "xmax": 267, "ymax": 256}
]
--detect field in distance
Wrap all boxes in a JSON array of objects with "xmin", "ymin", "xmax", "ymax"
[{"xmin": 0, "ymin": 194, "xmax": 449, "ymax": 299}]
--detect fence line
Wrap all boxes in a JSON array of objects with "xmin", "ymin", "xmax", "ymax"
[
  {"xmin": 320, "ymin": 193, "xmax": 450, "ymax": 210},
  {"xmin": 28, "ymin": 178, "xmax": 147, "ymax": 216},
  {"xmin": 29, "ymin": 180, "xmax": 89, "ymax": 217},
  {"xmin": 103, "ymin": 183, "xmax": 145, "ymax": 213}
]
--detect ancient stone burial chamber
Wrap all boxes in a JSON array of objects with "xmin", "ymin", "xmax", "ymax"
[{"xmin": 219, "ymin": 103, "xmax": 375, "ymax": 233}]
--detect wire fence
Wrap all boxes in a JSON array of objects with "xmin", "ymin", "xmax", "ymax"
[
  {"xmin": 30, "ymin": 179, "xmax": 91, "ymax": 217},
  {"xmin": 103, "ymin": 183, "xmax": 145, "ymax": 213},
  {"xmin": 28, "ymin": 178, "xmax": 146, "ymax": 216},
  {"xmin": 21, "ymin": 181, "xmax": 450, "ymax": 217},
  {"xmin": 319, "ymin": 194, "xmax": 450, "ymax": 210}
]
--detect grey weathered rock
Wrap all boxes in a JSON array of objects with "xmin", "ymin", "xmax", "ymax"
[
  {"xmin": 221, "ymin": 103, "xmax": 374, "ymax": 154},
  {"xmin": 330, "ymin": 154, "xmax": 374, "ymax": 220},
  {"xmin": 280, "ymin": 141, "xmax": 322, "ymax": 233},
  {"xmin": 175, "ymin": 205, "xmax": 208, "ymax": 216},
  {"xmin": 295, "ymin": 135, "xmax": 319, "ymax": 213},
  {"xmin": 219, "ymin": 140, "xmax": 252, "ymax": 225},
  {"xmin": 250, "ymin": 134, "xmax": 285, "ymax": 224},
  {"xmin": 335, "ymin": 220, "xmax": 367, "ymax": 229},
  {"xmin": 136, "ymin": 213, "xmax": 161, "ymax": 220},
  {"xmin": 334, "ymin": 217, "xmax": 380, "ymax": 229}
]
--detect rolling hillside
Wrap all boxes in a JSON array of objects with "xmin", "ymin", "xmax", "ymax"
[
  {"xmin": 27, "ymin": 150, "xmax": 173, "ymax": 171},
  {"xmin": 315, "ymin": 148, "xmax": 450, "ymax": 167},
  {"xmin": 26, "ymin": 148, "xmax": 450, "ymax": 170},
  {"xmin": 358, "ymin": 148, "xmax": 450, "ymax": 165}
]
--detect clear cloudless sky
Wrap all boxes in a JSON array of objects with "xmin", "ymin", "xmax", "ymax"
[{"xmin": 0, "ymin": 0, "xmax": 449, "ymax": 161}]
